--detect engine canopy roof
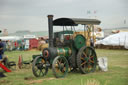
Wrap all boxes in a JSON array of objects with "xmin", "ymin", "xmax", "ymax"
[{"xmin": 53, "ymin": 18, "xmax": 101, "ymax": 26}]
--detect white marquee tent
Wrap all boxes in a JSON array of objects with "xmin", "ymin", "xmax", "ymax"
[{"xmin": 96, "ymin": 32, "xmax": 128, "ymax": 49}]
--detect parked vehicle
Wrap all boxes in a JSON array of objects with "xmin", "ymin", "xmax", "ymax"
[{"xmin": 32, "ymin": 15, "xmax": 101, "ymax": 78}]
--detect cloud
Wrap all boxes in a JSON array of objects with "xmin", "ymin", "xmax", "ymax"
[
  {"xmin": 0, "ymin": 15, "xmax": 47, "ymax": 33},
  {"xmin": 0, "ymin": 0, "xmax": 128, "ymax": 33}
]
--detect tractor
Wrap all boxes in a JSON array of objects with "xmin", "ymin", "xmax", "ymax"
[{"xmin": 32, "ymin": 15, "xmax": 101, "ymax": 78}]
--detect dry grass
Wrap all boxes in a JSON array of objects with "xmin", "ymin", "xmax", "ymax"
[{"xmin": 80, "ymin": 79, "xmax": 100, "ymax": 85}]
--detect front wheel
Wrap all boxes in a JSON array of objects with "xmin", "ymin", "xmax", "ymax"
[
  {"xmin": 52, "ymin": 56, "xmax": 69, "ymax": 78},
  {"xmin": 32, "ymin": 56, "xmax": 48, "ymax": 77}
]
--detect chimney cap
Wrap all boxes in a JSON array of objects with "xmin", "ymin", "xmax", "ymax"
[{"xmin": 47, "ymin": 15, "xmax": 54, "ymax": 18}]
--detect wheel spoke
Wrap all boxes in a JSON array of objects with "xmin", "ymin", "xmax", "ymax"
[
  {"xmin": 81, "ymin": 57, "xmax": 85, "ymax": 60},
  {"xmin": 39, "ymin": 70, "xmax": 42, "ymax": 76},
  {"xmin": 89, "ymin": 56, "xmax": 94, "ymax": 58},
  {"xmin": 59, "ymin": 58, "xmax": 63, "ymax": 63},
  {"xmin": 83, "ymin": 52, "xmax": 87, "ymax": 57},
  {"xmin": 55, "ymin": 61, "xmax": 61, "ymax": 72},
  {"xmin": 89, "ymin": 60, "xmax": 94, "ymax": 63},
  {"xmin": 89, "ymin": 56, "xmax": 94, "ymax": 63},
  {"xmin": 41, "ymin": 69, "xmax": 44, "ymax": 76},
  {"xmin": 58, "ymin": 60, "xmax": 62, "ymax": 65},
  {"xmin": 81, "ymin": 61, "xmax": 87, "ymax": 66}
]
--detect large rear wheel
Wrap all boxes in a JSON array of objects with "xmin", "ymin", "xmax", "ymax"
[
  {"xmin": 77, "ymin": 46, "xmax": 97, "ymax": 74},
  {"xmin": 52, "ymin": 56, "xmax": 69, "ymax": 78}
]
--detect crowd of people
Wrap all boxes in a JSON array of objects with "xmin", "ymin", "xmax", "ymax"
[
  {"xmin": 0, "ymin": 39, "xmax": 26, "ymax": 63},
  {"xmin": 1, "ymin": 40, "xmax": 25, "ymax": 52}
]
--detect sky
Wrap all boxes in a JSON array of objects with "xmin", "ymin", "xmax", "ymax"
[{"xmin": 0, "ymin": 0, "xmax": 128, "ymax": 33}]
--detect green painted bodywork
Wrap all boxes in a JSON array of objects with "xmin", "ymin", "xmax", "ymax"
[
  {"xmin": 74, "ymin": 35, "xmax": 86, "ymax": 49},
  {"xmin": 49, "ymin": 47, "xmax": 72, "ymax": 65},
  {"xmin": 57, "ymin": 47, "xmax": 72, "ymax": 57}
]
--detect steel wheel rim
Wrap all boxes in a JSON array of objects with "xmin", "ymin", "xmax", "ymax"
[{"xmin": 77, "ymin": 46, "xmax": 97, "ymax": 74}]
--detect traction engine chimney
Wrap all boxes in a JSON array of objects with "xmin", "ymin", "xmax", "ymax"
[{"xmin": 47, "ymin": 15, "xmax": 54, "ymax": 47}]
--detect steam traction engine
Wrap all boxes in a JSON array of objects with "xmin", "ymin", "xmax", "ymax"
[{"xmin": 32, "ymin": 15, "xmax": 101, "ymax": 78}]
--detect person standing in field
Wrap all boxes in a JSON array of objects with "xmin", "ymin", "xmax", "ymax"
[
  {"xmin": 2, "ymin": 40, "xmax": 6, "ymax": 51},
  {"xmin": 22, "ymin": 40, "xmax": 25, "ymax": 50},
  {"xmin": 0, "ymin": 39, "xmax": 4, "ymax": 59},
  {"xmin": 0, "ymin": 39, "xmax": 8, "ymax": 65},
  {"xmin": 0, "ymin": 39, "xmax": 5, "ymax": 62},
  {"xmin": 14, "ymin": 41, "xmax": 18, "ymax": 50},
  {"xmin": 7, "ymin": 40, "xmax": 11, "ymax": 51}
]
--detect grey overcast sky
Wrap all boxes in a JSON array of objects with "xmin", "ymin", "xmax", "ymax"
[{"xmin": 0, "ymin": 0, "xmax": 128, "ymax": 33}]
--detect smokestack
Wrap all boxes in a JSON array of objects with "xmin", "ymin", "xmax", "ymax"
[{"xmin": 47, "ymin": 15, "xmax": 54, "ymax": 47}]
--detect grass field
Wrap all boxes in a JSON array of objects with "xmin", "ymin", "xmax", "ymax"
[{"xmin": 0, "ymin": 49, "xmax": 128, "ymax": 85}]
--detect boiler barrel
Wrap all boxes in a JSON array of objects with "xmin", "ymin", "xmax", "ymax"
[
  {"xmin": 43, "ymin": 47, "xmax": 72, "ymax": 59},
  {"xmin": 57, "ymin": 47, "xmax": 72, "ymax": 57}
]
